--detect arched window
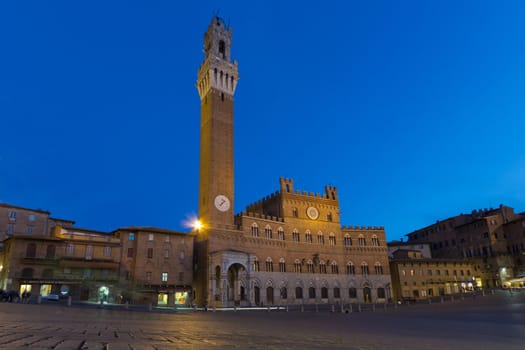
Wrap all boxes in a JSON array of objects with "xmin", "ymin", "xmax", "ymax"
[
  {"xmin": 371, "ymin": 235, "xmax": 380, "ymax": 246},
  {"xmin": 26, "ymin": 243, "xmax": 36, "ymax": 258},
  {"xmin": 358, "ymin": 234, "xmax": 366, "ymax": 246},
  {"xmin": 329, "ymin": 233, "xmax": 336, "ymax": 246},
  {"xmin": 277, "ymin": 227, "xmax": 284, "ymax": 240},
  {"xmin": 292, "ymin": 208, "xmax": 298, "ymax": 217},
  {"xmin": 219, "ymin": 40, "xmax": 226, "ymax": 59},
  {"xmin": 295, "ymin": 286, "xmax": 303, "ymax": 299},
  {"xmin": 309, "ymin": 287, "xmax": 316, "ymax": 299},
  {"xmin": 321, "ymin": 287, "xmax": 328, "ymax": 299},
  {"xmin": 280, "ymin": 287, "xmax": 288, "ymax": 299},
  {"xmin": 251, "ymin": 223, "xmax": 259, "ymax": 237},
  {"xmin": 292, "ymin": 229, "xmax": 300, "ymax": 242},
  {"xmin": 294, "ymin": 259, "xmax": 302, "ymax": 273},
  {"xmin": 346, "ymin": 262, "xmax": 355, "ymax": 275},
  {"xmin": 265, "ymin": 225, "xmax": 272, "ymax": 239},
  {"xmin": 327, "ymin": 212, "xmax": 333, "ymax": 222},
  {"xmin": 253, "ymin": 257, "xmax": 260, "ymax": 272},
  {"xmin": 317, "ymin": 231, "xmax": 324, "ymax": 245},
  {"xmin": 307, "ymin": 259, "xmax": 314, "ymax": 273},
  {"xmin": 279, "ymin": 258, "xmax": 286, "ymax": 272},
  {"xmin": 349, "ymin": 287, "xmax": 357, "ymax": 299},
  {"xmin": 265, "ymin": 257, "xmax": 273, "ymax": 272},
  {"xmin": 305, "ymin": 230, "xmax": 312, "ymax": 243},
  {"xmin": 319, "ymin": 260, "xmax": 327, "ymax": 274},
  {"xmin": 46, "ymin": 245, "xmax": 56, "ymax": 258},
  {"xmin": 361, "ymin": 262, "xmax": 369, "ymax": 275},
  {"xmin": 266, "ymin": 286, "xmax": 274, "ymax": 304},
  {"xmin": 344, "ymin": 234, "xmax": 352, "ymax": 246},
  {"xmin": 331, "ymin": 261, "xmax": 339, "ymax": 274},
  {"xmin": 375, "ymin": 262, "xmax": 383, "ymax": 274},
  {"xmin": 334, "ymin": 287, "xmax": 341, "ymax": 299}
]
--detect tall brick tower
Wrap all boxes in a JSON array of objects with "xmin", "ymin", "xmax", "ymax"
[{"xmin": 194, "ymin": 17, "xmax": 239, "ymax": 305}]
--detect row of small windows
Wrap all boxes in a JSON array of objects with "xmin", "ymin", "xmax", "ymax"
[
  {"xmin": 252, "ymin": 257, "xmax": 385, "ymax": 275},
  {"xmin": 25, "ymin": 243, "xmax": 112, "ymax": 259},
  {"xmin": 128, "ymin": 233, "xmax": 183, "ymax": 244},
  {"xmin": 250, "ymin": 224, "xmax": 381, "ymax": 246},
  {"xmin": 402, "ymin": 269, "xmax": 472, "ymax": 277},
  {"xmin": 127, "ymin": 247, "xmax": 185, "ymax": 260},
  {"xmin": 5, "ymin": 224, "xmax": 36, "ymax": 235},
  {"xmin": 6, "ymin": 211, "xmax": 36, "ymax": 222},
  {"xmin": 254, "ymin": 286, "xmax": 386, "ymax": 301}
]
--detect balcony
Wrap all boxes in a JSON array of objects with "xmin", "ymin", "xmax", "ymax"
[{"xmin": 59, "ymin": 257, "xmax": 119, "ymax": 270}]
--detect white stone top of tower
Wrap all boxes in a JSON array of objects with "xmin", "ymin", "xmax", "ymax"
[{"xmin": 196, "ymin": 17, "xmax": 239, "ymax": 99}]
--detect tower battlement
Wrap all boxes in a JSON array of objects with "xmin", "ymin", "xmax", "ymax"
[
  {"xmin": 236, "ymin": 211, "xmax": 285, "ymax": 223},
  {"xmin": 341, "ymin": 225, "xmax": 385, "ymax": 231},
  {"xmin": 280, "ymin": 177, "xmax": 338, "ymax": 202}
]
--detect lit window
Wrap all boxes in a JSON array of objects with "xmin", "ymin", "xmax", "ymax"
[{"xmin": 161, "ymin": 272, "xmax": 168, "ymax": 282}]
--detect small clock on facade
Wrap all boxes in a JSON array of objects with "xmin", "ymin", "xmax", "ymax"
[
  {"xmin": 214, "ymin": 195, "xmax": 231, "ymax": 212},
  {"xmin": 306, "ymin": 206, "xmax": 319, "ymax": 220}
]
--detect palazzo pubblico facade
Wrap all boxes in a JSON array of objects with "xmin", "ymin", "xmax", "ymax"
[{"xmin": 194, "ymin": 17, "xmax": 392, "ymax": 307}]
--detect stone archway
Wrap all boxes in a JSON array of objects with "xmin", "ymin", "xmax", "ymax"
[{"xmin": 227, "ymin": 263, "xmax": 246, "ymax": 306}]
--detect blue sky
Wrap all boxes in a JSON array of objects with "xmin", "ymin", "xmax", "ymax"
[{"xmin": 1, "ymin": 1, "xmax": 525, "ymax": 241}]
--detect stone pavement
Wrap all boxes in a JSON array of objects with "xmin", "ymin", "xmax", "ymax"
[{"xmin": 0, "ymin": 290, "xmax": 524, "ymax": 349}]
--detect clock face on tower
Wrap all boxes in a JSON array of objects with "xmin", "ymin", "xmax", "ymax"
[
  {"xmin": 214, "ymin": 195, "xmax": 231, "ymax": 212},
  {"xmin": 306, "ymin": 206, "xmax": 320, "ymax": 220}
]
